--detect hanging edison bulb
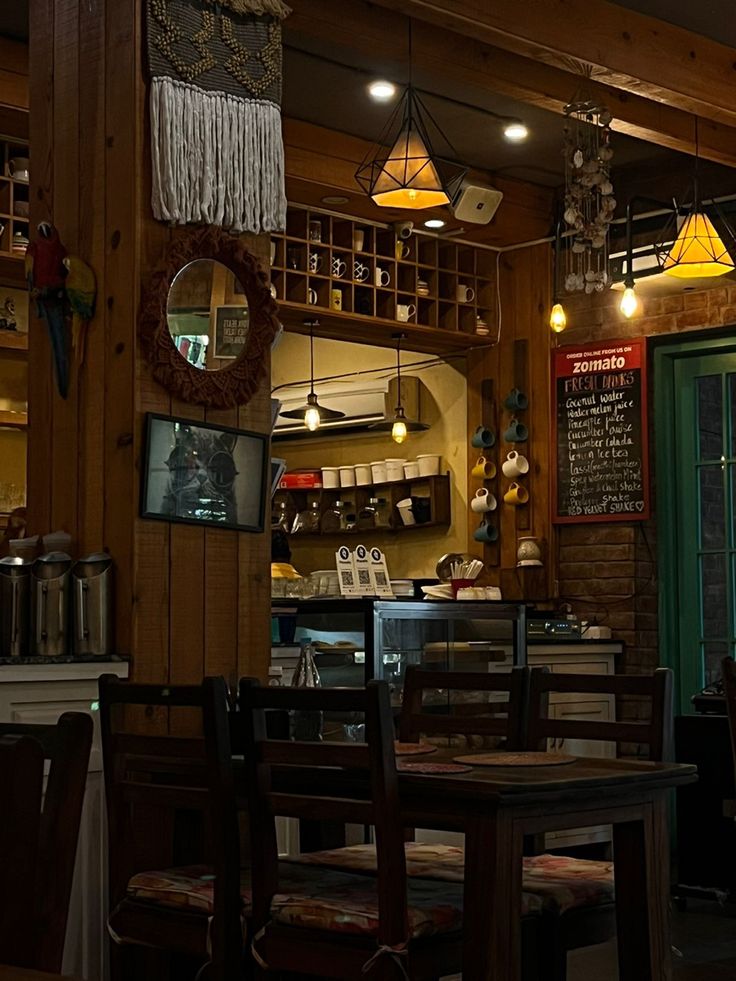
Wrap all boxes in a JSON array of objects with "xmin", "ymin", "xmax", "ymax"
[
  {"xmin": 391, "ymin": 408, "xmax": 408, "ymax": 444},
  {"xmin": 550, "ymin": 303, "xmax": 567, "ymax": 333},
  {"xmin": 619, "ymin": 285, "xmax": 639, "ymax": 319}
]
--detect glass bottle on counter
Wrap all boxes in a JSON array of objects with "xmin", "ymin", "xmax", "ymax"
[
  {"xmin": 357, "ymin": 498, "xmax": 378, "ymax": 531},
  {"xmin": 374, "ymin": 497, "xmax": 392, "ymax": 529},
  {"xmin": 291, "ymin": 638, "xmax": 323, "ymax": 740},
  {"xmin": 321, "ymin": 499, "xmax": 347, "ymax": 533}
]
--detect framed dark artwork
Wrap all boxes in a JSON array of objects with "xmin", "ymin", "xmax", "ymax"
[
  {"xmin": 214, "ymin": 305, "xmax": 249, "ymax": 359},
  {"xmin": 141, "ymin": 413, "xmax": 268, "ymax": 533}
]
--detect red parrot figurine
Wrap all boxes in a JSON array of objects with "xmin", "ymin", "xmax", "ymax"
[{"xmin": 25, "ymin": 222, "xmax": 69, "ymax": 398}]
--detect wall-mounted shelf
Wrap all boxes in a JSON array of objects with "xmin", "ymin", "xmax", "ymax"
[
  {"xmin": 271, "ymin": 206, "xmax": 497, "ymax": 355},
  {"xmin": 0, "ymin": 135, "xmax": 29, "ymax": 262},
  {"xmin": 274, "ymin": 473, "xmax": 451, "ymax": 535}
]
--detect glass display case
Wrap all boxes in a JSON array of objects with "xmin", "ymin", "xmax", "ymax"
[{"xmin": 271, "ymin": 599, "xmax": 527, "ymax": 707}]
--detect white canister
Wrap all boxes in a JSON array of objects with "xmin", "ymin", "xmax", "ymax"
[
  {"xmin": 417, "ymin": 453, "xmax": 441, "ymax": 476},
  {"xmin": 355, "ymin": 463, "xmax": 372, "ymax": 486},
  {"xmin": 385, "ymin": 458, "xmax": 407, "ymax": 481},
  {"xmin": 403, "ymin": 461, "xmax": 420, "ymax": 479},
  {"xmin": 370, "ymin": 460, "xmax": 388, "ymax": 483},
  {"xmin": 339, "ymin": 466, "xmax": 356, "ymax": 487},
  {"xmin": 396, "ymin": 498, "xmax": 416, "ymax": 526},
  {"xmin": 322, "ymin": 467, "xmax": 340, "ymax": 489}
]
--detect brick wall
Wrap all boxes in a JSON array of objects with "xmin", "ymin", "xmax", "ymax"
[{"xmin": 554, "ymin": 280, "xmax": 736, "ymax": 702}]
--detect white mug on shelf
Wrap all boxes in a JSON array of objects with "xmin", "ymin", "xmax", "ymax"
[
  {"xmin": 332, "ymin": 256, "xmax": 347, "ymax": 279},
  {"xmin": 307, "ymin": 287, "xmax": 318, "ymax": 305},
  {"xmin": 396, "ymin": 303, "xmax": 416, "ymax": 323},
  {"xmin": 354, "ymin": 261, "xmax": 369, "ymax": 282},
  {"xmin": 309, "ymin": 252, "xmax": 322, "ymax": 273},
  {"xmin": 375, "ymin": 267, "xmax": 391, "ymax": 288},
  {"xmin": 456, "ymin": 283, "xmax": 475, "ymax": 303}
]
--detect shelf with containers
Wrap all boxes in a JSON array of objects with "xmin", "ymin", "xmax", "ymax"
[
  {"xmin": 273, "ymin": 473, "xmax": 451, "ymax": 536},
  {"xmin": 270, "ymin": 205, "xmax": 497, "ymax": 355},
  {"xmin": 0, "ymin": 136, "xmax": 29, "ymax": 261}
]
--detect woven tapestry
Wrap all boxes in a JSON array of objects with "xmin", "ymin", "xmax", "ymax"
[{"xmin": 146, "ymin": 0, "xmax": 290, "ymax": 233}]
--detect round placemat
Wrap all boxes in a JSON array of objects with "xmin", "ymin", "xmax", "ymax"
[
  {"xmin": 394, "ymin": 741, "xmax": 438, "ymax": 757},
  {"xmin": 398, "ymin": 761, "xmax": 473, "ymax": 774},
  {"xmin": 452, "ymin": 751, "xmax": 577, "ymax": 767}
]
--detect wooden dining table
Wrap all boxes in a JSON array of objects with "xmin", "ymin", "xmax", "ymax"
[{"xmin": 391, "ymin": 750, "xmax": 697, "ymax": 981}]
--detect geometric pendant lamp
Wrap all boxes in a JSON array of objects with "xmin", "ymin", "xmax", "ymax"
[{"xmin": 662, "ymin": 210, "xmax": 736, "ymax": 279}]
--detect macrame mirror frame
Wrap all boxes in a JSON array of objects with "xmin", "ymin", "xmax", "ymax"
[{"xmin": 140, "ymin": 226, "xmax": 280, "ymax": 408}]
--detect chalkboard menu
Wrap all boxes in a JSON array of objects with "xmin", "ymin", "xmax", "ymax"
[{"xmin": 553, "ymin": 338, "xmax": 649, "ymax": 523}]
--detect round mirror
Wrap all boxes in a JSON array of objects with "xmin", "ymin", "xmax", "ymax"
[
  {"xmin": 166, "ymin": 258, "xmax": 248, "ymax": 371},
  {"xmin": 140, "ymin": 227, "xmax": 280, "ymax": 409}
]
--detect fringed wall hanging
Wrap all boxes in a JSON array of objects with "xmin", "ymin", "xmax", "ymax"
[{"xmin": 146, "ymin": 0, "xmax": 290, "ymax": 233}]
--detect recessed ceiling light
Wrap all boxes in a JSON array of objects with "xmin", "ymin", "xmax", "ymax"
[
  {"xmin": 424, "ymin": 218, "xmax": 446, "ymax": 229},
  {"xmin": 321, "ymin": 195, "xmax": 350, "ymax": 205},
  {"xmin": 503, "ymin": 120, "xmax": 529, "ymax": 143},
  {"xmin": 368, "ymin": 80, "xmax": 397, "ymax": 103}
]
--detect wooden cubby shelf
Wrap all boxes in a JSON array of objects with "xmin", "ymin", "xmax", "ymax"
[
  {"xmin": 0, "ymin": 134, "xmax": 29, "ymax": 263},
  {"xmin": 271, "ymin": 205, "xmax": 497, "ymax": 355},
  {"xmin": 274, "ymin": 473, "xmax": 451, "ymax": 535}
]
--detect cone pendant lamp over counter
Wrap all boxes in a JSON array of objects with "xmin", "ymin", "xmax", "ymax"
[{"xmin": 662, "ymin": 212, "xmax": 735, "ymax": 278}]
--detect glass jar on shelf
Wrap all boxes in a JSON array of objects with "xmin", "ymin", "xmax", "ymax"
[
  {"xmin": 357, "ymin": 498, "xmax": 378, "ymax": 531},
  {"xmin": 321, "ymin": 499, "xmax": 347, "ymax": 533},
  {"xmin": 292, "ymin": 500, "xmax": 321, "ymax": 534}
]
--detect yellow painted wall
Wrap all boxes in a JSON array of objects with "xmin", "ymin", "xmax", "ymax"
[{"xmin": 272, "ymin": 333, "xmax": 468, "ymax": 578}]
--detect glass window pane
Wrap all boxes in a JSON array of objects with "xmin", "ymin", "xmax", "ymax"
[
  {"xmin": 699, "ymin": 466, "xmax": 725, "ymax": 549},
  {"xmin": 697, "ymin": 374, "xmax": 723, "ymax": 461},
  {"xmin": 703, "ymin": 642, "xmax": 729, "ymax": 688},
  {"xmin": 700, "ymin": 553, "xmax": 728, "ymax": 639}
]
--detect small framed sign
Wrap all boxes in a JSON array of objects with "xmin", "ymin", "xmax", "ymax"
[{"xmin": 214, "ymin": 305, "xmax": 249, "ymax": 359}]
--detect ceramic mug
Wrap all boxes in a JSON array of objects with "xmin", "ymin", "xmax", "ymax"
[
  {"xmin": 504, "ymin": 482, "xmax": 530, "ymax": 506},
  {"xmin": 309, "ymin": 252, "xmax": 322, "ymax": 273},
  {"xmin": 504, "ymin": 417, "xmax": 529, "ymax": 443},
  {"xmin": 331, "ymin": 257, "xmax": 347, "ymax": 279},
  {"xmin": 330, "ymin": 288, "xmax": 342, "ymax": 311},
  {"xmin": 471, "ymin": 456, "xmax": 496, "ymax": 480},
  {"xmin": 471, "ymin": 425, "xmax": 495, "ymax": 449},
  {"xmin": 353, "ymin": 229, "xmax": 365, "ymax": 252},
  {"xmin": 395, "ymin": 240, "xmax": 410, "ymax": 260},
  {"xmin": 375, "ymin": 267, "xmax": 391, "ymax": 287},
  {"xmin": 473, "ymin": 521, "xmax": 498, "ymax": 544},
  {"xmin": 307, "ymin": 287, "xmax": 318, "ymax": 305},
  {"xmin": 8, "ymin": 158, "xmax": 29, "ymax": 182},
  {"xmin": 470, "ymin": 487, "xmax": 497, "ymax": 513},
  {"xmin": 456, "ymin": 283, "xmax": 475, "ymax": 303},
  {"xmin": 504, "ymin": 388, "xmax": 529, "ymax": 411},
  {"xmin": 397, "ymin": 303, "xmax": 416, "ymax": 323},
  {"xmin": 502, "ymin": 450, "xmax": 530, "ymax": 479},
  {"xmin": 353, "ymin": 261, "xmax": 369, "ymax": 282}
]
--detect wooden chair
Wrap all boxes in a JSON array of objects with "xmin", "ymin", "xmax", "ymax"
[
  {"xmin": 238, "ymin": 677, "xmax": 466, "ymax": 980},
  {"xmin": 0, "ymin": 714, "xmax": 93, "ymax": 974},
  {"xmin": 98, "ymin": 674, "xmax": 243, "ymax": 981},
  {"xmin": 522, "ymin": 666, "xmax": 675, "ymax": 981}
]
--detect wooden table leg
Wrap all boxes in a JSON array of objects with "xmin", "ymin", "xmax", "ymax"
[
  {"xmin": 462, "ymin": 809, "xmax": 522, "ymax": 981},
  {"xmin": 612, "ymin": 797, "xmax": 672, "ymax": 981}
]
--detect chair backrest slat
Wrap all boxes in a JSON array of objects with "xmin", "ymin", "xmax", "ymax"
[
  {"xmin": 238, "ymin": 679, "xmax": 408, "ymax": 947},
  {"xmin": 526, "ymin": 667, "xmax": 674, "ymax": 762},
  {"xmin": 399, "ymin": 665, "xmax": 529, "ymax": 747}
]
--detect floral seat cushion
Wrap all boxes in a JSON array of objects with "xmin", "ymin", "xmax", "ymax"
[
  {"xmin": 293, "ymin": 843, "xmax": 614, "ymax": 915},
  {"xmin": 125, "ymin": 860, "xmax": 465, "ymax": 938}
]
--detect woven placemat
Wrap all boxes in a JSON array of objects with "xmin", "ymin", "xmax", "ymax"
[
  {"xmin": 394, "ymin": 741, "xmax": 438, "ymax": 757},
  {"xmin": 398, "ymin": 761, "xmax": 473, "ymax": 775},
  {"xmin": 452, "ymin": 751, "xmax": 577, "ymax": 767}
]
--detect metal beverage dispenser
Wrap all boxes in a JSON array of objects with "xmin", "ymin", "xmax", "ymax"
[
  {"xmin": 72, "ymin": 552, "xmax": 114, "ymax": 656},
  {"xmin": 31, "ymin": 552, "xmax": 73, "ymax": 657},
  {"xmin": 0, "ymin": 556, "xmax": 31, "ymax": 657}
]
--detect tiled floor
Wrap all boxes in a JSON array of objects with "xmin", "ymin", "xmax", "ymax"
[{"xmin": 568, "ymin": 899, "xmax": 736, "ymax": 980}]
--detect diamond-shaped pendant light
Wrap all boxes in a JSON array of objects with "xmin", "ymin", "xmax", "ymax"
[{"xmin": 662, "ymin": 211, "xmax": 735, "ymax": 278}]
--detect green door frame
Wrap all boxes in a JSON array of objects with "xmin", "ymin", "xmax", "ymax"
[{"xmin": 654, "ymin": 331, "xmax": 736, "ymax": 715}]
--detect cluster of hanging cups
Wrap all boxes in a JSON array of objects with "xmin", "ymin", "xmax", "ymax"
[
  {"xmin": 502, "ymin": 388, "xmax": 529, "ymax": 508},
  {"xmin": 470, "ymin": 424, "xmax": 498, "ymax": 544}
]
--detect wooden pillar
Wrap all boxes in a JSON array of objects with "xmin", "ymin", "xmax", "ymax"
[{"xmin": 27, "ymin": 0, "xmax": 271, "ymax": 693}]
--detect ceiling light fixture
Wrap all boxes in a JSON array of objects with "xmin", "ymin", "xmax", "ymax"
[
  {"xmin": 619, "ymin": 283, "xmax": 639, "ymax": 319},
  {"xmin": 549, "ymin": 303, "xmax": 567, "ymax": 333},
  {"xmin": 370, "ymin": 333, "xmax": 429, "ymax": 443},
  {"xmin": 321, "ymin": 195, "xmax": 350, "ymax": 205},
  {"xmin": 356, "ymin": 21, "xmax": 467, "ymax": 210},
  {"xmin": 659, "ymin": 119, "xmax": 735, "ymax": 279},
  {"xmin": 280, "ymin": 321, "xmax": 345, "ymax": 432},
  {"xmin": 368, "ymin": 79, "xmax": 398, "ymax": 103},
  {"xmin": 424, "ymin": 218, "xmax": 446, "ymax": 229},
  {"xmin": 502, "ymin": 119, "xmax": 529, "ymax": 143}
]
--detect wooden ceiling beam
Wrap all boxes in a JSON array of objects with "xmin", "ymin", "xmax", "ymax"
[
  {"xmin": 367, "ymin": 0, "xmax": 736, "ymax": 128},
  {"xmin": 285, "ymin": 0, "xmax": 736, "ymax": 169}
]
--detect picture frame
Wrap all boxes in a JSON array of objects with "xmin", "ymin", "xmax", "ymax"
[
  {"xmin": 213, "ymin": 304, "xmax": 249, "ymax": 359},
  {"xmin": 141, "ymin": 412, "xmax": 268, "ymax": 533}
]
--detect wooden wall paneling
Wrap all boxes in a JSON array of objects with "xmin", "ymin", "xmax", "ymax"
[
  {"xmin": 49, "ymin": 0, "xmax": 80, "ymax": 541},
  {"xmin": 27, "ymin": 0, "xmax": 54, "ymax": 538},
  {"xmin": 76, "ymin": 0, "xmax": 106, "ymax": 555}
]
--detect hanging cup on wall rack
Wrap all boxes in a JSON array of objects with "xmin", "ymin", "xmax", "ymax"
[
  {"xmin": 504, "ymin": 418, "xmax": 528, "ymax": 443},
  {"xmin": 471, "ymin": 425, "xmax": 495, "ymax": 449}
]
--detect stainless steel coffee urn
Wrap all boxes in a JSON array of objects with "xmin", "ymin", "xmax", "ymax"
[
  {"xmin": 72, "ymin": 552, "xmax": 114, "ymax": 656},
  {"xmin": 31, "ymin": 552, "xmax": 73, "ymax": 657},
  {"xmin": 0, "ymin": 556, "xmax": 31, "ymax": 657}
]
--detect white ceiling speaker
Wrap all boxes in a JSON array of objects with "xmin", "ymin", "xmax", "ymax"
[{"xmin": 450, "ymin": 182, "xmax": 503, "ymax": 225}]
